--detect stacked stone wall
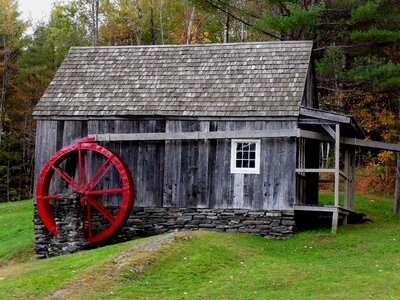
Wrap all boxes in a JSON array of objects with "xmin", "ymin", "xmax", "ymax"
[{"xmin": 34, "ymin": 205, "xmax": 295, "ymax": 258}]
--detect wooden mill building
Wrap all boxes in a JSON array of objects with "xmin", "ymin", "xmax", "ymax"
[{"xmin": 33, "ymin": 41, "xmax": 395, "ymax": 243}]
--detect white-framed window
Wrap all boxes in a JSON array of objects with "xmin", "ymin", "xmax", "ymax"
[{"xmin": 230, "ymin": 139, "xmax": 261, "ymax": 174}]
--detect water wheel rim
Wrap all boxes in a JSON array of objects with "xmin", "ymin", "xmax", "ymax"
[{"xmin": 36, "ymin": 142, "xmax": 134, "ymax": 243}]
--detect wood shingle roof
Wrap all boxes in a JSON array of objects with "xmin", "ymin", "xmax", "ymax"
[{"xmin": 33, "ymin": 41, "xmax": 313, "ymax": 118}]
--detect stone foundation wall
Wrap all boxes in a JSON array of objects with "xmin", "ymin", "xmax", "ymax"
[
  {"xmin": 33, "ymin": 205, "xmax": 295, "ymax": 258},
  {"xmin": 116, "ymin": 208, "xmax": 295, "ymax": 240},
  {"xmin": 34, "ymin": 196, "xmax": 88, "ymax": 258}
]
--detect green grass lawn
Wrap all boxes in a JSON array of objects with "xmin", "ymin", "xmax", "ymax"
[
  {"xmin": 0, "ymin": 200, "xmax": 34, "ymax": 265},
  {"xmin": 1, "ymin": 194, "xmax": 400, "ymax": 299}
]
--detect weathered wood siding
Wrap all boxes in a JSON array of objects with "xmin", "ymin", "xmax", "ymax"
[
  {"xmin": 34, "ymin": 119, "xmax": 297, "ymax": 210},
  {"xmin": 302, "ymin": 60, "xmax": 318, "ymax": 109}
]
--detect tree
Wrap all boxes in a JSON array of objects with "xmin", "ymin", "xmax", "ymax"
[
  {"xmin": 347, "ymin": 0, "xmax": 400, "ymax": 214},
  {"xmin": 0, "ymin": 0, "xmax": 27, "ymax": 147}
]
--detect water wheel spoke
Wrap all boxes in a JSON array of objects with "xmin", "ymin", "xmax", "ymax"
[
  {"xmin": 84, "ymin": 157, "xmax": 113, "ymax": 191},
  {"xmin": 78, "ymin": 146, "xmax": 83, "ymax": 186},
  {"xmin": 87, "ymin": 187, "xmax": 129, "ymax": 196},
  {"xmin": 84, "ymin": 152, "xmax": 89, "ymax": 186},
  {"xmin": 37, "ymin": 195, "xmax": 60, "ymax": 201},
  {"xmin": 51, "ymin": 165, "xmax": 80, "ymax": 191},
  {"xmin": 86, "ymin": 196, "xmax": 116, "ymax": 223}
]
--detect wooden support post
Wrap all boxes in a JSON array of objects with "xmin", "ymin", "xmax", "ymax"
[
  {"xmin": 342, "ymin": 148, "xmax": 350, "ymax": 225},
  {"xmin": 343, "ymin": 147, "xmax": 350, "ymax": 209},
  {"xmin": 394, "ymin": 152, "xmax": 400, "ymax": 216},
  {"xmin": 351, "ymin": 149, "xmax": 356, "ymax": 211},
  {"xmin": 332, "ymin": 209, "xmax": 338, "ymax": 234},
  {"xmin": 334, "ymin": 124, "xmax": 340, "ymax": 207},
  {"xmin": 332, "ymin": 124, "xmax": 340, "ymax": 234}
]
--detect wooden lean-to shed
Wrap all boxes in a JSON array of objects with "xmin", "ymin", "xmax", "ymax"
[{"xmin": 33, "ymin": 41, "xmax": 379, "ymax": 254}]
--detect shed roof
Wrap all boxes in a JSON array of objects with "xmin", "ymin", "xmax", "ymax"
[{"xmin": 33, "ymin": 41, "xmax": 313, "ymax": 118}]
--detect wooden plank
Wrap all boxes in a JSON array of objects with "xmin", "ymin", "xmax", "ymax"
[
  {"xmin": 334, "ymin": 124, "xmax": 340, "ymax": 208},
  {"xmin": 322, "ymin": 124, "xmax": 336, "ymax": 139},
  {"xmin": 299, "ymin": 107, "xmax": 351, "ymax": 123},
  {"xmin": 294, "ymin": 205, "xmax": 337, "ymax": 212},
  {"xmin": 196, "ymin": 121, "xmax": 211, "ymax": 208},
  {"xmin": 89, "ymin": 129, "xmax": 400, "ymax": 152},
  {"xmin": 163, "ymin": 121, "xmax": 181, "ymax": 207},
  {"xmin": 298, "ymin": 119, "xmax": 336, "ymax": 125},
  {"xmin": 343, "ymin": 148, "xmax": 350, "ymax": 209},
  {"xmin": 296, "ymin": 168, "xmax": 335, "ymax": 173},
  {"xmin": 89, "ymin": 129, "xmax": 299, "ymax": 142},
  {"xmin": 34, "ymin": 120, "xmax": 67, "ymax": 204},
  {"xmin": 282, "ymin": 136, "xmax": 296, "ymax": 208},
  {"xmin": 342, "ymin": 137, "xmax": 400, "ymax": 152},
  {"xmin": 295, "ymin": 168, "xmax": 348, "ymax": 179},
  {"xmin": 351, "ymin": 150, "xmax": 356, "ymax": 211},
  {"xmin": 233, "ymin": 173, "xmax": 244, "ymax": 208},
  {"xmin": 294, "ymin": 205, "xmax": 353, "ymax": 214},
  {"xmin": 233, "ymin": 122, "xmax": 248, "ymax": 209},
  {"xmin": 299, "ymin": 129, "xmax": 400, "ymax": 152},
  {"xmin": 332, "ymin": 209, "xmax": 338, "ymax": 234},
  {"xmin": 298, "ymin": 129, "xmax": 334, "ymax": 142}
]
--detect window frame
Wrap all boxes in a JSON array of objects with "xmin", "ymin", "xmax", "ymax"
[{"xmin": 230, "ymin": 139, "xmax": 261, "ymax": 174}]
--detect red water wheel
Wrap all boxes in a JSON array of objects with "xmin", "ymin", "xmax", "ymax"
[{"xmin": 36, "ymin": 140, "xmax": 134, "ymax": 243}]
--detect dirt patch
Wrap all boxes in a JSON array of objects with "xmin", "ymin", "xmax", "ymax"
[
  {"xmin": 46, "ymin": 231, "xmax": 192, "ymax": 299},
  {"xmin": 311, "ymin": 234, "xmax": 336, "ymax": 245}
]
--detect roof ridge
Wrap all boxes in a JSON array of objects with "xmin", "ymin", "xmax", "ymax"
[{"xmin": 70, "ymin": 41, "xmax": 313, "ymax": 50}]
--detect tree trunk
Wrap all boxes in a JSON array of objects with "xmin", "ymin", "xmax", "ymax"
[
  {"xmin": 186, "ymin": 7, "xmax": 195, "ymax": 44},
  {"xmin": 159, "ymin": 0, "xmax": 164, "ymax": 44},
  {"xmin": 91, "ymin": 0, "xmax": 99, "ymax": 46},
  {"xmin": 239, "ymin": 0, "xmax": 246, "ymax": 42},
  {"xmin": 134, "ymin": 0, "xmax": 143, "ymax": 45},
  {"xmin": 0, "ymin": 34, "xmax": 10, "ymax": 147},
  {"xmin": 223, "ymin": 0, "xmax": 230, "ymax": 43},
  {"xmin": 150, "ymin": 1, "xmax": 155, "ymax": 45}
]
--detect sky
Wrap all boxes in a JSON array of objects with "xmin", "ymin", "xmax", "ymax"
[{"xmin": 18, "ymin": 0, "xmax": 56, "ymax": 24}]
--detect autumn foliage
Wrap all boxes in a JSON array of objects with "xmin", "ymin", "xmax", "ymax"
[{"xmin": 0, "ymin": 0, "xmax": 400, "ymax": 200}]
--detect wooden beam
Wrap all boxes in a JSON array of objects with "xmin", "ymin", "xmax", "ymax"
[
  {"xmin": 294, "ymin": 205, "xmax": 337, "ymax": 213},
  {"xmin": 322, "ymin": 124, "xmax": 336, "ymax": 140},
  {"xmin": 394, "ymin": 153, "xmax": 400, "ymax": 216},
  {"xmin": 332, "ymin": 209, "xmax": 338, "ymax": 234},
  {"xmin": 351, "ymin": 150, "xmax": 356, "ymax": 211},
  {"xmin": 90, "ymin": 128, "xmax": 400, "ymax": 152},
  {"xmin": 343, "ymin": 148, "xmax": 350, "ymax": 210},
  {"xmin": 299, "ymin": 107, "xmax": 351, "ymax": 123},
  {"xmin": 296, "ymin": 168, "xmax": 335, "ymax": 173},
  {"xmin": 294, "ymin": 205, "xmax": 353, "ymax": 214},
  {"xmin": 334, "ymin": 124, "xmax": 340, "ymax": 210},
  {"xmin": 298, "ymin": 119, "xmax": 336, "ymax": 125},
  {"xmin": 298, "ymin": 129, "xmax": 400, "ymax": 152},
  {"xmin": 297, "ymin": 129, "xmax": 334, "ymax": 142},
  {"xmin": 341, "ymin": 137, "xmax": 400, "ymax": 152},
  {"xmin": 90, "ymin": 129, "xmax": 299, "ymax": 142}
]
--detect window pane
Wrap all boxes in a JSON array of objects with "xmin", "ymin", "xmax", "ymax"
[
  {"xmin": 250, "ymin": 152, "xmax": 255, "ymax": 160},
  {"xmin": 243, "ymin": 152, "xmax": 249, "ymax": 159},
  {"xmin": 236, "ymin": 143, "xmax": 243, "ymax": 151},
  {"xmin": 236, "ymin": 152, "xmax": 242, "ymax": 159},
  {"xmin": 236, "ymin": 160, "xmax": 242, "ymax": 168},
  {"xmin": 243, "ymin": 160, "xmax": 249, "ymax": 168},
  {"xmin": 249, "ymin": 160, "xmax": 255, "ymax": 168},
  {"xmin": 250, "ymin": 143, "xmax": 256, "ymax": 151}
]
